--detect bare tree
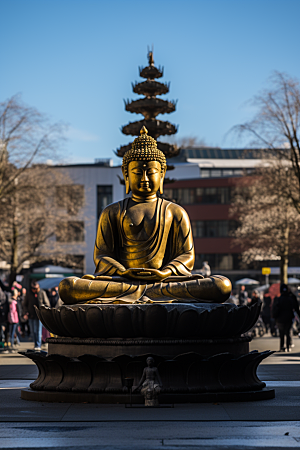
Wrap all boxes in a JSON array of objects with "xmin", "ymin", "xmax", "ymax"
[
  {"xmin": 231, "ymin": 164, "xmax": 300, "ymax": 284},
  {"xmin": 232, "ymin": 71, "xmax": 300, "ymax": 212},
  {"xmin": 0, "ymin": 166, "xmax": 78, "ymax": 284},
  {"xmin": 0, "ymin": 95, "xmax": 84, "ymax": 285},
  {"xmin": 0, "ymin": 94, "xmax": 65, "ymax": 201}
]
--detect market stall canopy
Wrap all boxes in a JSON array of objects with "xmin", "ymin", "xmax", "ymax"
[
  {"xmin": 287, "ymin": 277, "xmax": 300, "ymax": 285},
  {"xmin": 38, "ymin": 277, "xmax": 64, "ymax": 291},
  {"xmin": 32, "ymin": 265, "xmax": 81, "ymax": 274},
  {"xmin": 257, "ymin": 284, "xmax": 270, "ymax": 292},
  {"xmin": 235, "ymin": 278, "xmax": 260, "ymax": 286}
]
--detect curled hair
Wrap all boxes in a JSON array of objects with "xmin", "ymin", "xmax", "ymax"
[{"xmin": 122, "ymin": 148, "xmax": 166, "ymax": 176}]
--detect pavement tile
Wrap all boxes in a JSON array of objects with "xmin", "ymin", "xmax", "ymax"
[{"xmin": 62, "ymin": 403, "xmax": 231, "ymax": 421}]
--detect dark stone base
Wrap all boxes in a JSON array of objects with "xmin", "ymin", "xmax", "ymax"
[
  {"xmin": 20, "ymin": 387, "xmax": 275, "ymax": 403},
  {"xmin": 47, "ymin": 336, "xmax": 251, "ymax": 359},
  {"xmin": 20, "ymin": 342, "xmax": 274, "ymax": 401}
]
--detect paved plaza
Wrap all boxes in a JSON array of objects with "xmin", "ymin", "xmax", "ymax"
[{"xmin": 1, "ymin": 334, "xmax": 300, "ymax": 449}]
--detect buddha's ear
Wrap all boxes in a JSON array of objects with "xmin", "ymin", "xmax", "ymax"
[
  {"xmin": 122, "ymin": 167, "xmax": 131, "ymax": 194},
  {"xmin": 125, "ymin": 179, "xmax": 131, "ymax": 195},
  {"xmin": 159, "ymin": 167, "xmax": 166, "ymax": 195}
]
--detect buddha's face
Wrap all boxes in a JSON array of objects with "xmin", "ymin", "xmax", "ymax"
[{"xmin": 127, "ymin": 160, "xmax": 165, "ymax": 197}]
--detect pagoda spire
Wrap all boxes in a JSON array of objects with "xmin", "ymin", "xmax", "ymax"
[{"xmin": 115, "ymin": 50, "xmax": 180, "ymax": 160}]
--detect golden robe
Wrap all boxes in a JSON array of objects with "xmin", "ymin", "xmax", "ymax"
[{"xmin": 59, "ymin": 198, "xmax": 231, "ymax": 304}]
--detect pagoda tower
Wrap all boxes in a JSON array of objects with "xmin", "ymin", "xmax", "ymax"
[{"xmin": 116, "ymin": 51, "xmax": 180, "ymax": 160}]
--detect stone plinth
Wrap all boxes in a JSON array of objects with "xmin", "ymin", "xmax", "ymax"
[{"xmin": 20, "ymin": 301, "xmax": 275, "ymax": 403}]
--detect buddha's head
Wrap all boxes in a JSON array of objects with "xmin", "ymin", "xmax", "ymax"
[{"xmin": 122, "ymin": 127, "xmax": 167, "ymax": 197}]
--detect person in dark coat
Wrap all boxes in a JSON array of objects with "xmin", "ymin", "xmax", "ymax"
[
  {"xmin": 0, "ymin": 279, "xmax": 11, "ymax": 347},
  {"xmin": 262, "ymin": 292, "xmax": 272, "ymax": 333},
  {"xmin": 272, "ymin": 283, "xmax": 300, "ymax": 352},
  {"xmin": 238, "ymin": 285, "xmax": 248, "ymax": 306},
  {"xmin": 47, "ymin": 287, "xmax": 59, "ymax": 308},
  {"xmin": 249, "ymin": 289, "xmax": 260, "ymax": 306},
  {"xmin": 22, "ymin": 281, "xmax": 50, "ymax": 350}
]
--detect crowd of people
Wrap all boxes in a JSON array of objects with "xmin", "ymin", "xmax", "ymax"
[
  {"xmin": 1, "ymin": 274, "xmax": 300, "ymax": 354},
  {"xmin": 236, "ymin": 283, "xmax": 300, "ymax": 352},
  {"xmin": 0, "ymin": 279, "xmax": 61, "ymax": 353}
]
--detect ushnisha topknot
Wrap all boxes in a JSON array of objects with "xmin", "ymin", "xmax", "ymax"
[{"xmin": 122, "ymin": 126, "xmax": 167, "ymax": 176}]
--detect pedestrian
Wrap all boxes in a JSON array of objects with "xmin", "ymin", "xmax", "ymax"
[
  {"xmin": 272, "ymin": 283, "xmax": 300, "ymax": 352},
  {"xmin": 22, "ymin": 281, "xmax": 50, "ymax": 351},
  {"xmin": 238, "ymin": 285, "xmax": 248, "ymax": 306},
  {"xmin": 47, "ymin": 287, "xmax": 59, "ymax": 308},
  {"xmin": 17, "ymin": 288, "xmax": 28, "ymax": 337},
  {"xmin": 262, "ymin": 291, "xmax": 272, "ymax": 333},
  {"xmin": 201, "ymin": 261, "xmax": 211, "ymax": 277},
  {"xmin": 249, "ymin": 289, "xmax": 260, "ymax": 306},
  {"xmin": 0, "ymin": 284, "xmax": 9, "ymax": 348},
  {"xmin": 7, "ymin": 289, "xmax": 20, "ymax": 352}
]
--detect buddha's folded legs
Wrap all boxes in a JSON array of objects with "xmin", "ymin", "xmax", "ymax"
[
  {"xmin": 59, "ymin": 276, "xmax": 147, "ymax": 304},
  {"xmin": 146, "ymin": 275, "xmax": 232, "ymax": 303},
  {"xmin": 59, "ymin": 275, "xmax": 231, "ymax": 305}
]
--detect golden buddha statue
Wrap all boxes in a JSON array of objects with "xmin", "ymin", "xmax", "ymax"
[{"xmin": 59, "ymin": 127, "xmax": 231, "ymax": 304}]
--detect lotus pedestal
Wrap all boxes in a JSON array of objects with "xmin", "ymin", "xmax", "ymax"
[{"xmin": 20, "ymin": 302, "xmax": 275, "ymax": 403}]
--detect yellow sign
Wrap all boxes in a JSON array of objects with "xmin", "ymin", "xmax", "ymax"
[{"xmin": 262, "ymin": 267, "xmax": 271, "ymax": 275}]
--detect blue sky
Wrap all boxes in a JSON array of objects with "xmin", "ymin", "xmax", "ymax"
[{"xmin": 1, "ymin": 0, "xmax": 300, "ymax": 165}]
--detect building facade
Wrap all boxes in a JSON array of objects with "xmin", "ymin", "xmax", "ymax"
[{"xmin": 56, "ymin": 149, "xmax": 263, "ymax": 279}]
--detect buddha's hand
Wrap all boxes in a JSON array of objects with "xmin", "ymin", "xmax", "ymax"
[{"xmin": 121, "ymin": 268, "xmax": 172, "ymax": 281}]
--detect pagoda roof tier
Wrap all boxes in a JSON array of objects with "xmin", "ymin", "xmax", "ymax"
[
  {"xmin": 132, "ymin": 80, "xmax": 170, "ymax": 97},
  {"xmin": 157, "ymin": 142, "xmax": 180, "ymax": 158},
  {"xmin": 121, "ymin": 119, "xmax": 178, "ymax": 140},
  {"xmin": 115, "ymin": 141, "xmax": 180, "ymax": 159},
  {"xmin": 124, "ymin": 97, "xmax": 176, "ymax": 120},
  {"xmin": 139, "ymin": 64, "xmax": 163, "ymax": 80}
]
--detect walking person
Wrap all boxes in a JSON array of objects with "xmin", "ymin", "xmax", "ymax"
[
  {"xmin": 272, "ymin": 283, "xmax": 300, "ymax": 352},
  {"xmin": 23, "ymin": 281, "xmax": 50, "ymax": 351},
  {"xmin": 47, "ymin": 287, "xmax": 60, "ymax": 308},
  {"xmin": 7, "ymin": 289, "xmax": 20, "ymax": 352},
  {"xmin": 249, "ymin": 289, "xmax": 260, "ymax": 306},
  {"xmin": 238, "ymin": 285, "xmax": 248, "ymax": 306},
  {"xmin": 262, "ymin": 291, "xmax": 272, "ymax": 333},
  {"xmin": 0, "ymin": 285, "xmax": 9, "ymax": 349}
]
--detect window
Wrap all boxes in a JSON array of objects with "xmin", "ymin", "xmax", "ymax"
[
  {"xmin": 192, "ymin": 220, "xmax": 237, "ymax": 238},
  {"xmin": 194, "ymin": 253, "xmax": 240, "ymax": 270},
  {"xmin": 233, "ymin": 169, "xmax": 243, "ymax": 176},
  {"xmin": 163, "ymin": 187, "xmax": 232, "ymax": 205},
  {"xmin": 56, "ymin": 221, "xmax": 85, "ymax": 242},
  {"xmin": 192, "ymin": 221, "xmax": 204, "ymax": 238},
  {"xmin": 97, "ymin": 185, "xmax": 113, "ymax": 218},
  {"xmin": 56, "ymin": 185, "xmax": 84, "ymax": 215},
  {"xmin": 200, "ymin": 168, "xmax": 251, "ymax": 178},
  {"xmin": 223, "ymin": 169, "xmax": 233, "ymax": 176},
  {"xmin": 201, "ymin": 169, "xmax": 210, "ymax": 178},
  {"xmin": 211, "ymin": 169, "xmax": 222, "ymax": 177}
]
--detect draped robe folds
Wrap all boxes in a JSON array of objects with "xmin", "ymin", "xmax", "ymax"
[{"xmin": 59, "ymin": 198, "xmax": 231, "ymax": 304}]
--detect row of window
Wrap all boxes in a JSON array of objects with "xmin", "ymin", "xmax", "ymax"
[
  {"xmin": 56, "ymin": 185, "xmax": 235, "ymax": 214},
  {"xmin": 195, "ymin": 253, "xmax": 240, "ymax": 271},
  {"xmin": 201, "ymin": 168, "xmax": 253, "ymax": 178},
  {"xmin": 56, "ymin": 219, "xmax": 237, "ymax": 243},
  {"xmin": 164, "ymin": 187, "xmax": 232, "ymax": 205},
  {"xmin": 192, "ymin": 220, "xmax": 237, "ymax": 238}
]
